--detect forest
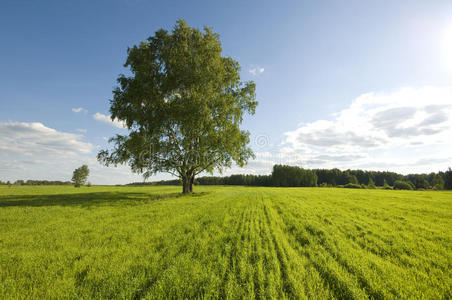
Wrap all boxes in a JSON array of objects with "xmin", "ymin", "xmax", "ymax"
[{"xmin": 129, "ymin": 165, "xmax": 452, "ymax": 190}]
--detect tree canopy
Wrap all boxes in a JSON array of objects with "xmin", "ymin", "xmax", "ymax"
[{"xmin": 98, "ymin": 20, "xmax": 257, "ymax": 193}]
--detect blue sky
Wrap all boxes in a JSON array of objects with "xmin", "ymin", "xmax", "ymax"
[{"xmin": 1, "ymin": 0, "xmax": 452, "ymax": 184}]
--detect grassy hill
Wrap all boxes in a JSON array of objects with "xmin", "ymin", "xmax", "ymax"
[{"xmin": 0, "ymin": 185, "xmax": 451, "ymax": 299}]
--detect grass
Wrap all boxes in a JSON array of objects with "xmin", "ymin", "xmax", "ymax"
[{"xmin": 0, "ymin": 185, "xmax": 451, "ymax": 299}]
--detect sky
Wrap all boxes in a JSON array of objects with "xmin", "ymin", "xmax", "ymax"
[{"xmin": 1, "ymin": 0, "xmax": 452, "ymax": 184}]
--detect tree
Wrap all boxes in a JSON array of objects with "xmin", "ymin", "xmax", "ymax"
[
  {"xmin": 383, "ymin": 179, "xmax": 392, "ymax": 189},
  {"xmin": 98, "ymin": 20, "xmax": 257, "ymax": 193},
  {"xmin": 432, "ymin": 173, "xmax": 445, "ymax": 190},
  {"xmin": 445, "ymin": 168, "xmax": 452, "ymax": 190},
  {"xmin": 394, "ymin": 180, "xmax": 413, "ymax": 190},
  {"xmin": 414, "ymin": 176, "xmax": 429, "ymax": 189},
  {"xmin": 367, "ymin": 178, "xmax": 376, "ymax": 189},
  {"xmin": 72, "ymin": 165, "xmax": 89, "ymax": 187},
  {"xmin": 347, "ymin": 174, "xmax": 359, "ymax": 185}
]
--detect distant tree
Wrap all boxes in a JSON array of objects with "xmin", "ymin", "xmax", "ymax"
[
  {"xmin": 7, "ymin": 181, "xmax": 11, "ymax": 187},
  {"xmin": 347, "ymin": 174, "xmax": 359, "ymax": 185},
  {"xmin": 367, "ymin": 178, "xmax": 376, "ymax": 189},
  {"xmin": 98, "ymin": 20, "xmax": 257, "ymax": 194},
  {"xmin": 72, "ymin": 165, "xmax": 89, "ymax": 187},
  {"xmin": 383, "ymin": 179, "xmax": 392, "ymax": 189},
  {"xmin": 432, "ymin": 174, "xmax": 445, "ymax": 190},
  {"xmin": 444, "ymin": 168, "xmax": 452, "ymax": 190},
  {"xmin": 394, "ymin": 180, "xmax": 413, "ymax": 190},
  {"xmin": 271, "ymin": 165, "xmax": 317, "ymax": 187},
  {"xmin": 414, "ymin": 176, "xmax": 429, "ymax": 190}
]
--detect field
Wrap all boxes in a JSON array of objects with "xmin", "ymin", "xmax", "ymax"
[{"xmin": 0, "ymin": 186, "xmax": 451, "ymax": 299}]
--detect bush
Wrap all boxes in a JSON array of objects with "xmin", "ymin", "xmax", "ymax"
[
  {"xmin": 344, "ymin": 183, "xmax": 362, "ymax": 189},
  {"xmin": 393, "ymin": 180, "xmax": 413, "ymax": 190},
  {"xmin": 433, "ymin": 184, "xmax": 443, "ymax": 190},
  {"xmin": 383, "ymin": 179, "xmax": 393, "ymax": 190}
]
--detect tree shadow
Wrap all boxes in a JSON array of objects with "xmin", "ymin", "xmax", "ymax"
[{"xmin": 0, "ymin": 191, "xmax": 184, "ymax": 208}]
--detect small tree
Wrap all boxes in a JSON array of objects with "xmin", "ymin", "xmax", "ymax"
[
  {"xmin": 414, "ymin": 176, "xmax": 429, "ymax": 189},
  {"xmin": 394, "ymin": 180, "xmax": 413, "ymax": 190},
  {"xmin": 347, "ymin": 174, "xmax": 358, "ymax": 185},
  {"xmin": 72, "ymin": 165, "xmax": 89, "ymax": 187},
  {"xmin": 445, "ymin": 168, "xmax": 452, "ymax": 190},
  {"xmin": 367, "ymin": 178, "xmax": 376, "ymax": 189},
  {"xmin": 432, "ymin": 173, "xmax": 445, "ymax": 190}
]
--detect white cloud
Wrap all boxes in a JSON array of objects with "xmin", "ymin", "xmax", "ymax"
[
  {"xmin": 76, "ymin": 128, "xmax": 87, "ymax": 133},
  {"xmin": 0, "ymin": 122, "xmax": 93, "ymax": 157},
  {"xmin": 72, "ymin": 107, "xmax": 87, "ymax": 113},
  {"xmin": 249, "ymin": 67, "xmax": 265, "ymax": 75},
  {"xmin": 282, "ymin": 86, "xmax": 452, "ymax": 173},
  {"xmin": 0, "ymin": 121, "xmax": 146, "ymax": 184},
  {"xmin": 93, "ymin": 113, "xmax": 127, "ymax": 129}
]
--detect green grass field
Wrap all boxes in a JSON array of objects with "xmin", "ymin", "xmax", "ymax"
[{"xmin": 0, "ymin": 185, "xmax": 451, "ymax": 299}]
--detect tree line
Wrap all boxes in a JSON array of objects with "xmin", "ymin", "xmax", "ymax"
[
  {"xmin": 0, "ymin": 180, "xmax": 72, "ymax": 186},
  {"xmin": 132, "ymin": 165, "xmax": 452, "ymax": 190},
  {"xmin": 1, "ymin": 165, "xmax": 90, "ymax": 187}
]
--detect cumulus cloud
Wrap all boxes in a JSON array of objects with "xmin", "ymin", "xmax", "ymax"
[
  {"xmin": 285, "ymin": 87, "xmax": 452, "ymax": 150},
  {"xmin": 0, "ymin": 121, "xmax": 147, "ymax": 184},
  {"xmin": 249, "ymin": 67, "xmax": 265, "ymax": 75},
  {"xmin": 72, "ymin": 107, "xmax": 87, "ymax": 113},
  {"xmin": 93, "ymin": 113, "xmax": 127, "ymax": 129},
  {"xmin": 282, "ymin": 86, "xmax": 452, "ymax": 173},
  {"xmin": 0, "ymin": 122, "xmax": 93, "ymax": 157}
]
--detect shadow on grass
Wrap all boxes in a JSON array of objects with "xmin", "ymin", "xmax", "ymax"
[{"xmin": 0, "ymin": 191, "xmax": 188, "ymax": 208}]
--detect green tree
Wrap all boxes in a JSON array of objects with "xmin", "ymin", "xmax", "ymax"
[
  {"xmin": 414, "ymin": 176, "xmax": 429, "ymax": 189},
  {"xmin": 98, "ymin": 20, "xmax": 257, "ymax": 193},
  {"xmin": 444, "ymin": 168, "xmax": 452, "ymax": 190},
  {"xmin": 432, "ymin": 173, "xmax": 445, "ymax": 190},
  {"xmin": 393, "ymin": 180, "xmax": 413, "ymax": 190},
  {"xmin": 72, "ymin": 165, "xmax": 89, "ymax": 187},
  {"xmin": 383, "ymin": 179, "xmax": 392, "ymax": 189},
  {"xmin": 367, "ymin": 178, "xmax": 376, "ymax": 189},
  {"xmin": 347, "ymin": 174, "xmax": 359, "ymax": 185}
]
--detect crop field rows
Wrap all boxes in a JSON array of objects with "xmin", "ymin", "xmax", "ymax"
[{"xmin": 0, "ymin": 186, "xmax": 451, "ymax": 299}]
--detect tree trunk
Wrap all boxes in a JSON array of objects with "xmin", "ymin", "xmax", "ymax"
[
  {"xmin": 189, "ymin": 174, "xmax": 194, "ymax": 193},
  {"xmin": 182, "ymin": 174, "xmax": 194, "ymax": 194}
]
